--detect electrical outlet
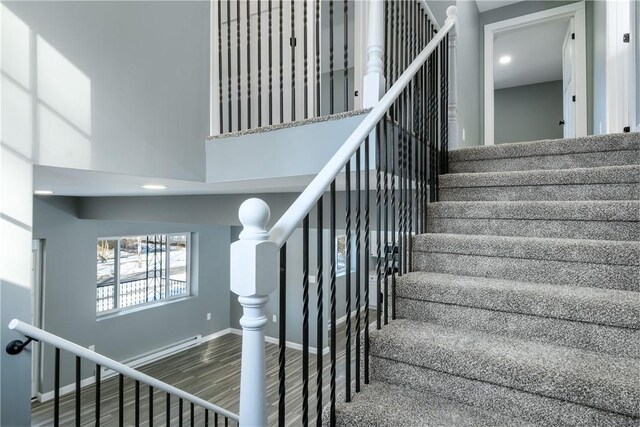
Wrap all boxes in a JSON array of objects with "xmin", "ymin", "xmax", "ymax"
[
  {"xmin": 272, "ymin": 315, "xmax": 277, "ymax": 323},
  {"xmin": 462, "ymin": 128, "xmax": 466, "ymax": 141},
  {"xmin": 309, "ymin": 275, "xmax": 316, "ymax": 284},
  {"xmin": 207, "ymin": 312, "xmax": 212, "ymax": 320},
  {"xmin": 89, "ymin": 345, "xmax": 95, "ymax": 352}
]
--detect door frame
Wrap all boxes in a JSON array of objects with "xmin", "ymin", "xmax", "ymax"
[
  {"xmin": 31, "ymin": 239, "xmax": 44, "ymax": 399},
  {"xmin": 483, "ymin": 1, "xmax": 587, "ymax": 145}
]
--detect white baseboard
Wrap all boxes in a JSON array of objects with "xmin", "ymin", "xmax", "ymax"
[
  {"xmin": 229, "ymin": 328, "xmax": 330, "ymax": 355},
  {"xmin": 38, "ymin": 328, "xmax": 232, "ymax": 402}
]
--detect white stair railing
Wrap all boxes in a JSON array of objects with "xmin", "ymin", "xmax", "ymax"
[
  {"xmin": 231, "ymin": 5, "xmax": 457, "ymax": 427},
  {"xmin": 8, "ymin": 319, "xmax": 238, "ymax": 425}
]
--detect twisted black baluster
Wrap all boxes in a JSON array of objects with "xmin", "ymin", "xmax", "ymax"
[
  {"xmin": 315, "ymin": 196, "xmax": 324, "ymax": 427},
  {"xmin": 218, "ymin": 0, "xmax": 223, "ymax": 133},
  {"xmin": 364, "ymin": 132, "xmax": 371, "ymax": 383},
  {"xmin": 118, "ymin": 374, "xmax": 124, "ymax": 427},
  {"xmin": 278, "ymin": 243, "xmax": 287, "ymax": 427},
  {"xmin": 95, "ymin": 364, "xmax": 101, "ymax": 427},
  {"xmin": 54, "ymin": 348, "xmax": 60, "ymax": 427},
  {"xmin": 279, "ymin": 0, "xmax": 284, "ymax": 123},
  {"xmin": 236, "ymin": 0, "xmax": 242, "ymax": 131},
  {"xmin": 258, "ymin": 0, "xmax": 262, "ymax": 127},
  {"xmin": 343, "ymin": 0, "xmax": 348, "ymax": 112},
  {"xmin": 303, "ymin": 0, "xmax": 308, "ymax": 119},
  {"xmin": 148, "ymin": 386, "xmax": 153, "ymax": 427},
  {"xmin": 246, "ymin": 0, "xmax": 251, "ymax": 128},
  {"xmin": 302, "ymin": 214, "xmax": 309, "ymax": 426},
  {"xmin": 291, "ymin": 0, "xmax": 296, "ymax": 121},
  {"xmin": 179, "ymin": 398, "xmax": 183, "ymax": 427},
  {"xmin": 268, "ymin": 0, "xmax": 273, "ymax": 125},
  {"xmin": 315, "ymin": 0, "xmax": 320, "ymax": 117},
  {"xmin": 226, "ymin": 0, "xmax": 232, "ymax": 132},
  {"xmin": 355, "ymin": 144, "xmax": 362, "ymax": 393},
  {"xmin": 397, "ymin": 1, "xmax": 404, "ymax": 279},
  {"xmin": 345, "ymin": 158, "xmax": 352, "ymax": 403},
  {"xmin": 376, "ymin": 120, "xmax": 383, "ymax": 330},
  {"xmin": 190, "ymin": 403, "xmax": 195, "ymax": 427},
  {"xmin": 329, "ymin": 180, "xmax": 337, "ymax": 425},
  {"xmin": 75, "ymin": 356, "xmax": 81, "ymax": 427},
  {"xmin": 329, "ymin": 0, "xmax": 334, "ymax": 114},
  {"xmin": 166, "ymin": 394, "xmax": 171, "ymax": 426},
  {"xmin": 383, "ymin": 111, "xmax": 390, "ymax": 326}
]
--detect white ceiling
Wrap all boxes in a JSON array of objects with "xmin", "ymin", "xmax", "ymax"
[
  {"xmin": 33, "ymin": 166, "xmax": 314, "ymax": 197},
  {"xmin": 475, "ymin": 0, "xmax": 525, "ymax": 13},
  {"xmin": 493, "ymin": 18, "xmax": 569, "ymax": 89}
]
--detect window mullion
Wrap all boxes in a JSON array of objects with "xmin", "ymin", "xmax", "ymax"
[
  {"xmin": 165, "ymin": 235, "xmax": 170, "ymax": 300},
  {"xmin": 114, "ymin": 239, "xmax": 120, "ymax": 310}
]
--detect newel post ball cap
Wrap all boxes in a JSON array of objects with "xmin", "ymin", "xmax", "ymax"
[
  {"xmin": 446, "ymin": 5, "xmax": 457, "ymax": 20},
  {"xmin": 239, "ymin": 198, "xmax": 270, "ymax": 240}
]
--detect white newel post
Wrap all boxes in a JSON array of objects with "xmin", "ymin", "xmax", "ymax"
[
  {"xmin": 446, "ymin": 6, "xmax": 459, "ymax": 150},
  {"xmin": 362, "ymin": 0, "xmax": 386, "ymax": 108},
  {"xmin": 230, "ymin": 199, "xmax": 278, "ymax": 427}
]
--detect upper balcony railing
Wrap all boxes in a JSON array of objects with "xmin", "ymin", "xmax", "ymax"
[{"xmin": 209, "ymin": 0, "xmax": 440, "ymax": 136}]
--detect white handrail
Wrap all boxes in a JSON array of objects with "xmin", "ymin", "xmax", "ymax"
[
  {"xmin": 8, "ymin": 319, "xmax": 239, "ymax": 422},
  {"xmin": 268, "ymin": 7, "xmax": 456, "ymax": 248},
  {"xmin": 418, "ymin": 0, "xmax": 442, "ymax": 31}
]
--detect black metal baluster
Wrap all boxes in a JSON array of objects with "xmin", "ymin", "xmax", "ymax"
[
  {"xmin": 303, "ymin": 0, "xmax": 308, "ymax": 119},
  {"xmin": 279, "ymin": 0, "xmax": 284, "ymax": 123},
  {"xmin": 315, "ymin": 196, "xmax": 324, "ymax": 427},
  {"xmin": 237, "ymin": 0, "xmax": 242, "ymax": 131},
  {"xmin": 179, "ymin": 398, "xmax": 183, "ymax": 427},
  {"xmin": 383, "ymin": 112, "xmax": 390, "ymax": 326},
  {"xmin": 343, "ymin": 0, "xmax": 348, "ymax": 112},
  {"xmin": 227, "ymin": 0, "xmax": 232, "ymax": 133},
  {"xmin": 355, "ymin": 143, "xmax": 362, "ymax": 393},
  {"xmin": 190, "ymin": 403, "xmax": 195, "ymax": 427},
  {"xmin": 278, "ymin": 243, "xmax": 287, "ymax": 427},
  {"xmin": 119, "ymin": 374, "xmax": 124, "ymax": 427},
  {"xmin": 95, "ymin": 364, "xmax": 101, "ymax": 427},
  {"xmin": 148, "ymin": 386, "xmax": 153, "ymax": 427},
  {"xmin": 345, "ymin": 158, "xmax": 352, "ymax": 403},
  {"xmin": 166, "ymin": 393, "xmax": 171, "ymax": 426},
  {"xmin": 315, "ymin": 0, "xmax": 320, "ymax": 117},
  {"xmin": 258, "ymin": 0, "xmax": 262, "ymax": 127},
  {"xmin": 247, "ymin": 0, "xmax": 251, "ymax": 128},
  {"xmin": 75, "ymin": 356, "xmax": 81, "ymax": 426},
  {"xmin": 269, "ymin": 0, "xmax": 273, "ymax": 125},
  {"xmin": 54, "ymin": 347, "xmax": 60, "ymax": 427},
  {"xmin": 225, "ymin": 417, "xmax": 229, "ymax": 427},
  {"xmin": 376, "ymin": 120, "xmax": 383, "ymax": 330},
  {"xmin": 302, "ymin": 214, "xmax": 309, "ymax": 426},
  {"xmin": 391, "ymin": 99, "xmax": 397, "ymax": 321},
  {"xmin": 329, "ymin": 180, "xmax": 337, "ymax": 425},
  {"xmin": 443, "ymin": 34, "xmax": 450, "ymax": 172},
  {"xmin": 291, "ymin": 0, "xmax": 296, "ymax": 121},
  {"xmin": 218, "ymin": 0, "xmax": 224, "ymax": 133},
  {"xmin": 205, "ymin": 410, "xmax": 209, "ymax": 427},
  {"xmin": 364, "ymin": 132, "xmax": 371, "ymax": 384},
  {"xmin": 329, "ymin": 0, "xmax": 334, "ymax": 114},
  {"xmin": 135, "ymin": 381, "xmax": 140, "ymax": 427},
  {"xmin": 215, "ymin": 412, "xmax": 219, "ymax": 427},
  {"xmin": 397, "ymin": 1, "xmax": 404, "ymax": 280}
]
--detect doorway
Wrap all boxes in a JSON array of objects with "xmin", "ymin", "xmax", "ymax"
[
  {"xmin": 31, "ymin": 239, "xmax": 44, "ymax": 400},
  {"xmin": 484, "ymin": 2, "xmax": 587, "ymax": 145}
]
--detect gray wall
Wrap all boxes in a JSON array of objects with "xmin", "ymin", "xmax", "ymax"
[
  {"xmin": 494, "ymin": 80, "xmax": 564, "ymax": 144},
  {"xmin": 3, "ymin": 1, "xmax": 210, "ymax": 181},
  {"xmin": 33, "ymin": 197, "xmax": 231, "ymax": 394}
]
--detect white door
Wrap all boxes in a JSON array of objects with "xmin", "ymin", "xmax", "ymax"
[{"xmin": 562, "ymin": 17, "xmax": 576, "ymax": 138}]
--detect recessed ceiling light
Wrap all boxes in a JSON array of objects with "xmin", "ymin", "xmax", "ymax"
[
  {"xmin": 499, "ymin": 55, "xmax": 512, "ymax": 65},
  {"xmin": 34, "ymin": 190, "xmax": 53, "ymax": 195},
  {"xmin": 142, "ymin": 184, "xmax": 167, "ymax": 190}
]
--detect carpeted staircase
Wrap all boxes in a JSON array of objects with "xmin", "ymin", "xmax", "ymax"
[{"xmin": 333, "ymin": 133, "xmax": 640, "ymax": 426}]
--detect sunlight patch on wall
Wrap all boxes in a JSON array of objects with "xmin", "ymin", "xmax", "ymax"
[
  {"xmin": 38, "ymin": 104, "xmax": 91, "ymax": 169},
  {"xmin": 1, "ymin": 75, "xmax": 32, "ymax": 158},
  {"xmin": 1, "ymin": 5, "xmax": 30, "ymax": 88}
]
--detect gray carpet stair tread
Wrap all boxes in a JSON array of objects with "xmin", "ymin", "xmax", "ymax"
[
  {"xmin": 369, "ymin": 320, "xmax": 640, "ymax": 417},
  {"xmin": 328, "ymin": 382, "xmax": 533, "ymax": 427},
  {"xmin": 395, "ymin": 272, "xmax": 640, "ymax": 329},
  {"xmin": 428, "ymin": 200, "xmax": 640, "ymax": 222},
  {"xmin": 412, "ymin": 233, "xmax": 640, "ymax": 266},
  {"xmin": 449, "ymin": 133, "xmax": 639, "ymax": 163},
  {"xmin": 439, "ymin": 165, "xmax": 640, "ymax": 189}
]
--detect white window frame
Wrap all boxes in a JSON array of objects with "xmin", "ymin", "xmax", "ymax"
[{"xmin": 96, "ymin": 233, "xmax": 192, "ymax": 316}]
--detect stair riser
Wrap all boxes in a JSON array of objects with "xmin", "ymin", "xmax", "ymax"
[
  {"xmin": 397, "ymin": 298, "xmax": 640, "ymax": 358},
  {"xmin": 440, "ymin": 183, "xmax": 639, "ymax": 202},
  {"xmin": 370, "ymin": 356, "xmax": 639, "ymax": 427},
  {"xmin": 413, "ymin": 252, "xmax": 640, "ymax": 291},
  {"xmin": 449, "ymin": 150, "xmax": 639, "ymax": 173},
  {"xmin": 427, "ymin": 217, "xmax": 640, "ymax": 241}
]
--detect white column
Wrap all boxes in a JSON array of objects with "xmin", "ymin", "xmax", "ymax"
[
  {"xmin": 362, "ymin": 0, "xmax": 386, "ymax": 108},
  {"xmin": 446, "ymin": 6, "xmax": 459, "ymax": 150},
  {"xmin": 230, "ymin": 198, "xmax": 278, "ymax": 427}
]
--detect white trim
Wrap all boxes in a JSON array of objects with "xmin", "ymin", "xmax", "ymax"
[
  {"xmin": 229, "ymin": 328, "xmax": 330, "ymax": 356},
  {"xmin": 483, "ymin": 2, "xmax": 587, "ymax": 145},
  {"xmin": 606, "ymin": 0, "xmax": 634, "ymax": 133}
]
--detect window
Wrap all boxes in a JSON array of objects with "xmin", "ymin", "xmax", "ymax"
[
  {"xmin": 336, "ymin": 233, "xmax": 356, "ymax": 276},
  {"xmin": 96, "ymin": 234, "xmax": 190, "ymax": 314}
]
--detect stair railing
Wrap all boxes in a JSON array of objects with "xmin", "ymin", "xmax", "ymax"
[
  {"xmin": 231, "ymin": 3, "xmax": 456, "ymax": 426},
  {"xmin": 7, "ymin": 319, "xmax": 238, "ymax": 426}
]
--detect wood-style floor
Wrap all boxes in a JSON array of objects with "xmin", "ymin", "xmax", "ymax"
[{"xmin": 32, "ymin": 312, "xmax": 377, "ymax": 426}]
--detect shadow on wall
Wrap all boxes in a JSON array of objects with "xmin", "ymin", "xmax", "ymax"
[{"xmin": 2, "ymin": 4, "xmax": 93, "ymax": 170}]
